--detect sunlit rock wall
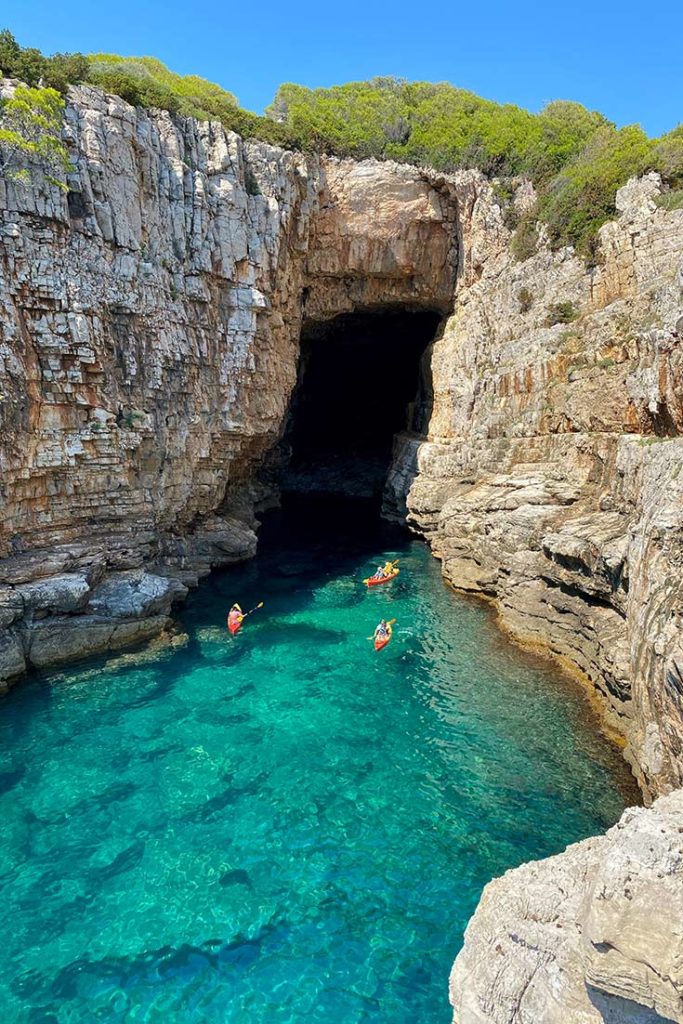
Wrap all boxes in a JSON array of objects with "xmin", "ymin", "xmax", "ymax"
[{"xmin": 0, "ymin": 81, "xmax": 459, "ymax": 682}]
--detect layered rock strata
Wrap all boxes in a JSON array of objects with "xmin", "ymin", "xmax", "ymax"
[
  {"xmin": 0, "ymin": 81, "xmax": 458, "ymax": 683},
  {"xmin": 382, "ymin": 172, "xmax": 683, "ymax": 1023},
  {"xmin": 390, "ymin": 173, "xmax": 683, "ymax": 800}
]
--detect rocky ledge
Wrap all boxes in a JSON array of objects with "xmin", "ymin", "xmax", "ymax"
[{"xmin": 450, "ymin": 789, "xmax": 683, "ymax": 1024}]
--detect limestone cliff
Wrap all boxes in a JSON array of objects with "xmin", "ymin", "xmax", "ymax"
[
  {"xmin": 383, "ymin": 171, "xmax": 683, "ymax": 1023},
  {"xmin": 390, "ymin": 172, "xmax": 683, "ymax": 800},
  {"xmin": 2, "ymin": 81, "xmax": 683, "ymax": 1024},
  {"xmin": 0, "ymin": 81, "xmax": 458, "ymax": 684},
  {"xmin": 450, "ymin": 789, "xmax": 683, "ymax": 1024}
]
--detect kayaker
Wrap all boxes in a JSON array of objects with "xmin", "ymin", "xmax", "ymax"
[
  {"xmin": 382, "ymin": 561, "xmax": 394, "ymax": 576},
  {"xmin": 371, "ymin": 565, "xmax": 385, "ymax": 581},
  {"xmin": 227, "ymin": 603, "xmax": 244, "ymax": 631},
  {"xmin": 374, "ymin": 619, "xmax": 390, "ymax": 641}
]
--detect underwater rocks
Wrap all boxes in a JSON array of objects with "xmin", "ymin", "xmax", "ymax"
[{"xmin": 449, "ymin": 789, "xmax": 683, "ymax": 1024}]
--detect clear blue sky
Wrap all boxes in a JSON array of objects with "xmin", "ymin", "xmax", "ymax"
[{"xmin": 6, "ymin": 0, "xmax": 682, "ymax": 136}]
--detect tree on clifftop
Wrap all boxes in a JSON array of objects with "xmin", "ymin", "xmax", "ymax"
[{"xmin": 0, "ymin": 84, "xmax": 72, "ymax": 190}]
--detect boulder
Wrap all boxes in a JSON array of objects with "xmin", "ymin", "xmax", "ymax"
[
  {"xmin": 16, "ymin": 573, "xmax": 90, "ymax": 614},
  {"xmin": 0, "ymin": 586, "xmax": 23, "ymax": 628},
  {"xmin": 0, "ymin": 628, "xmax": 26, "ymax": 685},
  {"xmin": 27, "ymin": 614, "xmax": 170, "ymax": 668},
  {"xmin": 449, "ymin": 790, "xmax": 683, "ymax": 1024},
  {"xmin": 86, "ymin": 570, "xmax": 188, "ymax": 619}
]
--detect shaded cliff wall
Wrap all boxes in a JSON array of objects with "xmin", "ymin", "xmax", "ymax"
[
  {"xmin": 389, "ymin": 173, "xmax": 683, "ymax": 799},
  {"xmin": 0, "ymin": 82, "xmax": 459, "ymax": 684}
]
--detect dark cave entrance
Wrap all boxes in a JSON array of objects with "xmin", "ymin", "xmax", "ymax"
[{"xmin": 279, "ymin": 309, "xmax": 441, "ymax": 502}]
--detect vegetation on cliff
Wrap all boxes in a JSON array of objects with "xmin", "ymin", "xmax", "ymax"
[
  {"xmin": 0, "ymin": 81, "xmax": 71, "ymax": 189},
  {"xmin": 1, "ymin": 30, "xmax": 681, "ymax": 258},
  {"xmin": 269, "ymin": 80, "xmax": 682, "ymax": 258},
  {"xmin": 0, "ymin": 31, "xmax": 297, "ymax": 148}
]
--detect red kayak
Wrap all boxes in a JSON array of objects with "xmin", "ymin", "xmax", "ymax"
[
  {"xmin": 374, "ymin": 624, "xmax": 393, "ymax": 651},
  {"xmin": 365, "ymin": 569, "xmax": 399, "ymax": 587},
  {"xmin": 228, "ymin": 618, "xmax": 242, "ymax": 635}
]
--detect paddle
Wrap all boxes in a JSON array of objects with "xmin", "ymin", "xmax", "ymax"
[
  {"xmin": 244, "ymin": 601, "xmax": 264, "ymax": 617},
  {"xmin": 227, "ymin": 601, "xmax": 263, "ymax": 630},
  {"xmin": 367, "ymin": 618, "xmax": 396, "ymax": 640}
]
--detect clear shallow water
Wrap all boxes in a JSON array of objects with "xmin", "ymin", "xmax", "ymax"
[{"xmin": 0, "ymin": 500, "xmax": 635, "ymax": 1024}]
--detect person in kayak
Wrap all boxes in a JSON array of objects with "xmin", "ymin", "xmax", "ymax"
[
  {"xmin": 370, "ymin": 562, "xmax": 395, "ymax": 581},
  {"xmin": 227, "ymin": 603, "xmax": 244, "ymax": 631},
  {"xmin": 374, "ymin": 619, "xmax": 390, "ymax": 641}
]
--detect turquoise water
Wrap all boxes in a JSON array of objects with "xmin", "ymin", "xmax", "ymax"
[{"xmin": 0, "ymin": 501, "xmax": 634, "ymax": 1024}]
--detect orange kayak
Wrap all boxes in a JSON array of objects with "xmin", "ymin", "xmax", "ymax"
[
  {"xmin": 365, "ymin": 569, "xmax": 399, "ymax": 587},
  {"xmin": 374, "ymin": 625, "xmax": 392, "ymax": 651}
]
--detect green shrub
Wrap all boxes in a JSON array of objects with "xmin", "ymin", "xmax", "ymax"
[
  {"xmin": 87, "ymin": 61, "xmax": 181, "ymax": 113},
  {"xmin": 491, "ymin": 180, "xmax": 518, "ymax": 228},
  {"xmin": 517, "ymin": 287, "xmax": 534, "ymax": 312},
  {"xmin": 655, "ymin": 188, "xmax": 683, "ymax": 212},
  {"xmin": 545, "ymin": 301, "xmax": 579, "ymax": 326},
  {"xmin": 651, "ymin": 125, "xmax": 683, "ymax": 186},
  {"xmin": 0, "ymin": 84, "xmax": 72, "ymax": 189},
  {"xmin": 119, "ymin": 408, "xmax": 147, "ymax": 429},
  {"xmin": 511, "ymin": 214, "xmax": 539, "ymax": 261},
  {"xmin": 538, "ymin": 125, "xmax": 652, "ymax": 256},
  {"xmin": 522, "ymin": 100, "xmax": 610, "ymax": 183},
  {"xmin": 0, "ymin": 29, "xmax": 88, "ymax": 93},
  {"xmin": 0, "ymin": 29, "xmax": 47, "ymax": 85},
  {"xmin": 42, "ymin": 52, "xmax": 90, "ymax": 93}
]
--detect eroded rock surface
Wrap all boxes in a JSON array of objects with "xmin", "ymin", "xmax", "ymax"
[
  {"xmin": 450, "ymin": 790, "xmax": 683, "ymax": 1024},
  {"xmin": 0, "ymin": 81, "xmax": 459, "ymax": 676},
  {"xmin": 393, "ymin": 172, "xmax": 683, "ymax": 797}
]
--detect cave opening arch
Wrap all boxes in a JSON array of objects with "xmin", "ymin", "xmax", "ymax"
[{"xmin": 279, "ymin": 308, "xmax": 442, "ymax": 503}]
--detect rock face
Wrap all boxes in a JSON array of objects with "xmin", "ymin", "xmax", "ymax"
[
  {"xmin": 450, "ymin": 789, "xmax": 683, "ymax": 1024},
  {"xmin": 0, "ymin": 81, "xmax": 458, "ymax": 679},
  {"xmin": 383, "ymin": 171, "xmax": 683, "ymax": 1024},
  {"xmin": 391, "ymin": 171, "xmax": 683, "ymax": 799},
  {"xmin": 2, "ymin": 81, "xmax": 683, "ymax": 1024}
]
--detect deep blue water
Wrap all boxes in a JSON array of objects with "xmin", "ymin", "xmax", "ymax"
[{"xmin": 0, "ymin": 501, "xmax": 635, "ymax": 1023}]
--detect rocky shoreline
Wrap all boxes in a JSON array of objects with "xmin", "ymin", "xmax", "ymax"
[
  {"xmin": 450, "ymin": 789, "xmax": 683, "ymax": 1024},
  {"xmin": 1, "ymin": 81, "xmax": 682, "ymax": 1023}
]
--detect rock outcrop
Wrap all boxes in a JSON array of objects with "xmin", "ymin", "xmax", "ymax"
[
  {"xmin": 382, "ymin": 171, "xmax": 683, "ymax": 1024},
  {"xmin": 391, "ymin": 172, "xmax": 683, "ymax": 799},
  {"xmin": 0, "ymin": 81, "xmax": 458, "ymax": 680},
  {"xmin": 450, "ymin": 789, "xmax": 683, "ymax": 1024}
]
